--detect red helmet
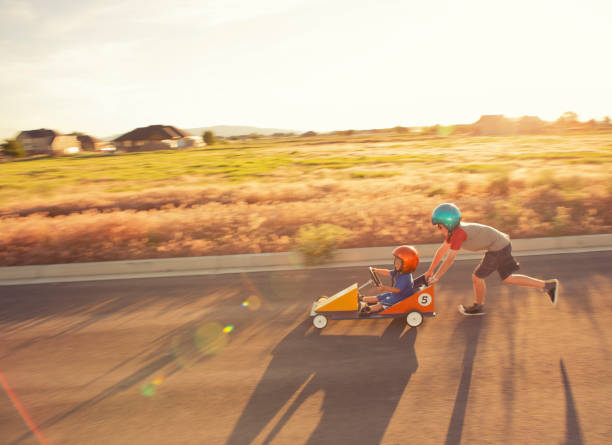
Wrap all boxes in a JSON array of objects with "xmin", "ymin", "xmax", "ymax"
[{"xmin": 392, "ymin": 245, "xmax": 419, "ymax": 273}]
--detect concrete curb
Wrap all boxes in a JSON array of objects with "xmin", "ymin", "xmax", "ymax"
[{"xmin": 1, "ymin": 234, "xmax": 611, "ymax": 286}]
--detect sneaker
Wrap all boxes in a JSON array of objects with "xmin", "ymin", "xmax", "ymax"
[
  {"xmin": 359, "ymin": 304, "xmax": 372, "ymax": 317},
  {"xmin": 460, "ymin": 303, "xmax": 486, "ymax": 316},
  {"xmin": 545, "ymin": 279, "xmax": 559, "ymax": 307}
]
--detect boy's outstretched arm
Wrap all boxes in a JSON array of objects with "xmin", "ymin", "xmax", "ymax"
[
  {"xmin": 373, "ymin": 268, "xmax": 391, "ymax": 277},
  {"xmin": 425, "ymin": 242, "xmax": 450, "ymax": 280},
  {"xmin": 430, "ymin": 248, "xmax": 458, "ymax": 283}
]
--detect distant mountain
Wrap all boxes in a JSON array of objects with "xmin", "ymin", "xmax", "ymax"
[
  {"xmin": 186, "ymin": 125, "xmax": 296, "ymax": 137},
  {"xmin": 100, "ymin": 125, "xmax": 296, "ymax": 141}
]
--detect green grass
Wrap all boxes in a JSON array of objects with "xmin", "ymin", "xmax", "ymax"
[
  {"xmin": 504, "ymin": 151, "xmax": 612, "ymax": 162},
  {"xmin": 1, "ymin": 132, "xmax": 611, "ymax": 205},
  {"xmin": 449, "ymin": 163, "xmax": 511, "ymax": 173}
]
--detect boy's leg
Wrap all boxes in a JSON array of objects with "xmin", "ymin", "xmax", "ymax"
[
  {"xmin": 363, "ymin": 296, "xmax": 379, "ymax": 304},
  {"xmin": 503, "ymin": 274, "xmax": 559, "ymax": 306},
  {"xmin": 471, "ymin": 251, "xmax": 498, "ymax": 306},
  {"xmin": 472, "ymin": 274, "xmax": 486, "ymax": 305},
  {"xmin": 502, "ymin": 274, "xmax": 545, "ymax": 288},
  {"xmin": 369, "ymin": 302, "xmax": 384, "ymax": 313},
  {"xmin": 359, "ymin": 301, "xmax": 384, "ymax": 314}
]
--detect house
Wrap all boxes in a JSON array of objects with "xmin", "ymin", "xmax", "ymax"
[
  {"xmin": 471, "ymin": 115, "xmax": 516, "ymax": 136},
  {"xmin": 76, "ymin": 135, "xmax": 116, "ymax": 152},
  {"xmin": 472, "ymin": 115, "xmax": 549, "ymax": 135},
  {"xmin": 113, "ymin": 125, "xmax": 195, "ymax": 152},
  {"xmin": 517, "ymin": 116, "xmax": 546, "ymax": 134},
  {"xmin": 17, "ymin": 129, "xmax": 80, "ymax": 155}
]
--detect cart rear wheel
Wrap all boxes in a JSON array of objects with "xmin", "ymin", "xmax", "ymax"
[
  {"xmin": 312, "ymin": 314, "xmax": 328, "ymax": 329},
  {"xmin": 406, "ymin": 311, "xmax": 423, "ymax": 327}
]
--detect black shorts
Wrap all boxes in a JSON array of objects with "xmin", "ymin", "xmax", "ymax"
[{"xmin": 474, "ymin": 243, "xmax": 520, "ymax": 280}]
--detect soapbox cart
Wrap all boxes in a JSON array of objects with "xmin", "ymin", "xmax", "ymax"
[{"xmin": 309, "ymin": 267, "xmax": 436, "ymax": 329}]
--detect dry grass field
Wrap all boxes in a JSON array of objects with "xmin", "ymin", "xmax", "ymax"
[{"xmin": 1, "ymin": 130, "xmax": 611, "ymax": 266}]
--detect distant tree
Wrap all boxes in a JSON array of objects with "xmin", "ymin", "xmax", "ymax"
[
  {"xmin": 556, "ymin": 111, "xmax": 579, "ymax": 127},
  {"xmin": 300, "ymin": 131, "xmax": 318, "ymax": 137},
  {"xmin": 518, "ymin": 116, "xmax": 545, "ymax": 134},
  {"xmin": 437, "ymin": 125, "xmax": 455, "ymax": 137},
  {"xmin": 603, "ymin": 116, "xmax": 611, "ymax": 126},
  {"xmin": 203, "ymin": 130, "xmax": 216, "ymax": 145},
  {"xmin": 423, "ymin": 124, "xmax": 440, "ymax": 135},
  {"xmin": 2, "ymin": 139, "xmax": 25, "ymax": 158}
]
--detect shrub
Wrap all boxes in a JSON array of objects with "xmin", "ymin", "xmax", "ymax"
[
  {"xmin": 551, "ymin": 206, "xmax": 571, "ymax": 235},
  {"xmin": 487, "ymin": 170, "xmax": 511, "ymax": 196},
  {"xmin": 203, "ymin": 131, "xmax": 216, "ymax": 145},
  {"xmin": 486, "ymin": 201, "xmax": 521, "ymax": 229},
  {"xmin": 455, "ymin": 180, "xmax": 468, "ymax": 195},
  {"xmin": 294, "ymin": 224, "xmax": 346, "ymax": 265},
  {"xmin": 437, "ymin": 125, "xmax": 455, "ymax": 137},
  {"xmin": 2, "ymin": 139, "xmax": 25, "ymax": 158},
  {"xmin": 426, "ymin": 186, "xmax": 446, "ymax": 197}
]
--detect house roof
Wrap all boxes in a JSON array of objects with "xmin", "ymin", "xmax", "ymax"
[
  {"xmin": 18, "ymin": 129, "xmax": 58, "ymax": 139},
  {"xmin": 518, "ymin": 115, "xmax": 544, "ymax": 123},
  {"xmin": 474, "ymin": 115, "xmax": 507, "ymax": 124},
  {"xmin": 76, "ymin": 135, "xmax": 103, "ymax": 143},
  {"xmin": 113, "ymin": 125, "xmax": 191, "ymax": 142}
]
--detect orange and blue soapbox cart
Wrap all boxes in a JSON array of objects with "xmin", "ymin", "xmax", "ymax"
[{"xmin": 310, "ymin": 267, "xmax": 436, "ymax": 329}]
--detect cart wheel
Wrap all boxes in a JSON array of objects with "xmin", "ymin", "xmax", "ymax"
[
  {"xmin": 312, "ymin": 314, "xmax": 328, "ymax": 329},
  {"xmin": 406, "ymin": 311, "xmax": 423, "ymax": 328}
]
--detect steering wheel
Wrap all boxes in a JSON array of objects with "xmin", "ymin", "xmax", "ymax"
[{"xmin": 369, "ymin": 267, "xmax": 382, "ymax": 288}]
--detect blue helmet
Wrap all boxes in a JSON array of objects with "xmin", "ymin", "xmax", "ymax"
[{"xmin": 432, "ymin": 203, "xmax": 462, "ymax": 231}]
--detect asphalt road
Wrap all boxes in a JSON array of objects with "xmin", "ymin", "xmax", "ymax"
[{"xmin": 1, "ymin": 251, "xmax": 611, "ymax": 445}]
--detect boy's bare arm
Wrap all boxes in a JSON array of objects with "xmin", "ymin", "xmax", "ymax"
[
  {"xmin": 373, "ymin": 268, "xmax": 391, "ymax": 277},
  {"xmin": 431, "ymin": 249, "xmax": 458, "ymax": 282},
  {"xmin": 378, "ymin": 285, "xmax": 401, "ymax": 293},
  {"xmin": 426, "ymin": 242, "xmax": 450, "ymax": 277}
]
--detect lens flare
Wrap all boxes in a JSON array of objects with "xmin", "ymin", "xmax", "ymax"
[
  {"xmin": 171, "ymin": 322, "xmax": 228, "ymax": 368},
  {"xmin": 223, "ymin": 325, "xmax": 234, "ymax": 334},
  {"xmin": 241, "ymin": 294, "xmax": 262, "ymax": 310},
  {"xmin": 140, "ymin": 383, "xmax": 156, "ymax": 398},
  {"xmin": 140, "ymin": 377, "xmax": 164, "ymax": 398}
]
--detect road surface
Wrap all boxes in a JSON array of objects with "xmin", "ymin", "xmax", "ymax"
[{"xmin": 1, "ymin": 251, "xmax": 611, "ymax": 444}]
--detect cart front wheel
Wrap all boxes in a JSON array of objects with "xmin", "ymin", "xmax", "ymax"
[
  {"xmin": 312, "ymin": 314, "xmax": 328, "ymax": 329},
  {"xmin": 406, "ymin": 311, "xmax": 423, "ymax": 328}
]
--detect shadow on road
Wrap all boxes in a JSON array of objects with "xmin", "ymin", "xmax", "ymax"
[
  {"xmin": 560, "ymin": 359, "xmax": 584, "ymax": 445},
  {"xmin": 7, "ymin": 289, "xmax": 252, "ymax": 445},
  {"xmin": 444, "ymin": 317, "xmax": 485, "ymax": 445},
  {"xmin": 226, "ymin": 318, "xmax": 419, "ymax": 445}
]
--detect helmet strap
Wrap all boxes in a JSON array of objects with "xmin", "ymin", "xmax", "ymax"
[
  {"xmin": 446, "ymin": 227, "xmax": 454, "ymax": 243},
  {"xmin": 447, "ymin": 222, "xmax": 460, "ymax": 242}
]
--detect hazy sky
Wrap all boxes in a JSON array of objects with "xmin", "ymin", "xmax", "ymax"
[{"xmin": 1, "ymin": 0, "xmax": 611, "ymax": 139}]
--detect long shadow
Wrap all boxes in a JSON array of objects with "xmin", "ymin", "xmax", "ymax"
[
  {"xmin": 444, "ymin": 317, "xmax": 485, "ymax": 445},
  {"xmin": 0, "ymin": 296, "xmax": 149, "ymax": 359},
  {"xmin": 560, "ymin": 360, "xmax": 584, "ymax": 445},
  {"xmin": 10, "ymin": 307, "xmax": 250, "ymax": 445},
  {"xmin": 226, "ymin": 318, "xmax": 418, "ymax": 445}
]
